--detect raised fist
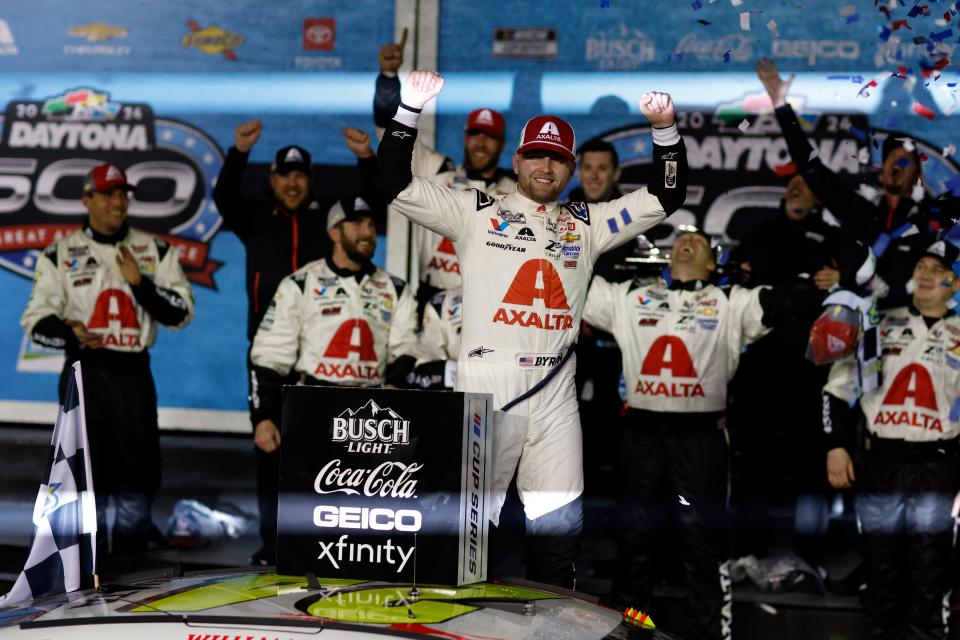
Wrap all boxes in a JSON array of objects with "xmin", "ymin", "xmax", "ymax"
[
  {"xmin": 379, "ymin": 27, "xmax": 408, "ymax": 74},
  {"xmin": 343, "ymin": 127, "xmax": 374, "ymax": 159},
  {"xmin": 235, "ymin": 119, "xmax": 262, "ymax": 153},
  {"xmin": 639, "ymin": 92, "xmax": 676, "ymax": 129},
  {"xmin": 400, "ymin": 70, "xmax": 444, "ymax": 111}
]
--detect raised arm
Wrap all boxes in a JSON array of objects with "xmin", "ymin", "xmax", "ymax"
[
  {"xmin": 376, "ymin": 70, "xmax": 476, "ymax": 240},
  {"xmin": 212, "ymin": 120, "xmax": 262, "ymax": 242},
  {"xmin": 756, "ymin": 59, "xmax": 876, "ymax": 241},
  {"xmin": 587, "ymin": 91, "xmax": 687, "ymax": 256}
]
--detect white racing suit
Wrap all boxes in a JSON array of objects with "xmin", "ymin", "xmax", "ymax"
[
  {"xmin": 378, "ymin": 114, "xmax": 687, "ymax": 586},
  {"xmin": 585, "ymin": 276, "xmax": 771, "ymax": 640},
  {"xmin": 249, "ymin": 258, "xmax": 419, "ymax": 424},
  {"xmin": 823, "ymin": 306, "xmax": 960, "ymax": 639},
  {"xmin": 21, "ymin": 223, "xmax": 194, "ymax": 554},
  {"xmin": 409, "ymin": 287, "xmax": 463, "ymax": 390}
]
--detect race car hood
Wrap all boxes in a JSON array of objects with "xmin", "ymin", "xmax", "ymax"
[{"xmin": 0, "ymin": 570, "xmax": 673, "ymax": 639}]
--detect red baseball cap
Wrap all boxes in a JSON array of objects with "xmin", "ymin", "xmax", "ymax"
[
  {"xmin": 516, "ymin": 115, "xmax": 576, "ymax": 162},
  {"xmin": 807, "ymin": 307, "xmax": 859, "ymax": 365},
  {"xmin": 464, "ymin": 108, "xmax": 505, "ymax": 139},
  {"xmin": 83, "ymin": 163, "xmax": 136, "ymax": 194}
]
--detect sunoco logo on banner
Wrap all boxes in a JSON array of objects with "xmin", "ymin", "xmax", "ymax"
[
  {"xmin": 332, "ymin": 399, "xmax": 412, "ymax": 453},
  {"xmin": 0, "ymin": 88, "xmax": 224, "ymax": 287}
]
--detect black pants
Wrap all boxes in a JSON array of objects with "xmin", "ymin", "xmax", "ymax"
[
  {"xmin": 61, "ymin": 352, "xmax": 160, "ymax": 556},
  {"xmin": 856, "ymin": 440, "xmax": 957, "ymax": 640},
  {"xmin": 613, "ymin": 410, "xmax": 732, "ymax": 640}
]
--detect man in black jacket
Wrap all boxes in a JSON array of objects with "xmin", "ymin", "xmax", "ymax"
[
  {"xmin": 755, "ymin": 57, "xmax": 954, "ymax": 310},
  {"xmin": 212, "ymin": 120, "xmax": 381, "ymax": 565}
]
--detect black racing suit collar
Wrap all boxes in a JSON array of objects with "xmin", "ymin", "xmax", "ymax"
[
  {"xmin": 668, "ymin": 278, "xmax": 709, "ymax": 292},
  {"xmin": 82, "ymin": 220, "xmax": 129, "ymax": 245},
  {"xmin": 325, "ymin": 256, "xmax": 376, "ymax": 283}
]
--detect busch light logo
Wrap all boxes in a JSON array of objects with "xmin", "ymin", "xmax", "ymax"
[{"xmin": 332, "ymin": 399, "xmax": 411, "ymax": 453}]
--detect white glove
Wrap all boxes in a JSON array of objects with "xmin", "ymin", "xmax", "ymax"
[{"xmin": 400, "ymin": 70, "xmax": 445, "ymax": 111}]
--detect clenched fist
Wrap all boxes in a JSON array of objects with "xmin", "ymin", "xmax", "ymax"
[
  {"xmin": 343, "ymin": 127, "xmax": 374, "ymax": 159},
  {"xmin": 639, "ymin": 92, "xmax": 676, "ymax": 128},
  {"xmin": 379, "ymin": 27, "xmax": 408, "ymax": 74},
  {"xmin": 235, "ymin": 119, "xmax": 262, "ymax": 153},
  {"xmin": 401, "ymin": 70, "xmax": 444, "ymax": 111}
]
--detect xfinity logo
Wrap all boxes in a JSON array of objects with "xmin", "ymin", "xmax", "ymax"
[
  {"xmin": 332, "ymin": 399, "xmax": 411, "ymax": 453},
  {"xmin": 318, "ymin": 535, "xmax": 415, "ymax": 573}
]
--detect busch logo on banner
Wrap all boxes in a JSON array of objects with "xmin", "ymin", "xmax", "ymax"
[
  {"xmin": 0, "ymin": 362, "xmax": 96, "ymax": 606},
  {"xmin": 0, "ymin": 87, "xmax": 224, "ymax": 287},
  {"xmin": 331, "ymin": 399, "xmax": 411, "ymax": 454}
]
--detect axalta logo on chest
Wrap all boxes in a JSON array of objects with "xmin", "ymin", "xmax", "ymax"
[{"xmin": 493, "ymin": 259, "xmax": 574, "ymax": 330}]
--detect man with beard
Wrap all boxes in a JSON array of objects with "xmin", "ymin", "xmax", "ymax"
[
  {"xmin": 823, "ymin": 241, "xmax": 960, "ymax": 639},
  {"xmin": 376, "ymin": 33, "xmax": 515, "ymax": 309},
  {"xmin": 249, "ymin": 197, "xmax": 418, "ymax": 561},
  {"xmin": 755, "ymin": 58, "xmax": 954, "ymax": 309},
  {"xmin": 377, "ymin": 69, "xmax": 687, "ymax": 587},
  {"xmin": 214, "ymin": 122, "xmax": 381, "ymax": 565}
]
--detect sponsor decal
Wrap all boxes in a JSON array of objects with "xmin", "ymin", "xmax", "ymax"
[
  {"xmin": 636, "ymin": 380, "xmax": 706, "ymax": 398},
  {"xmin": 544, "ymin": 240, "xmax": 562, "ymax": 258},
  {"xmin": 465, "ymin": 405, "xmax": 485, "ymax": 576},
  {"xmin": 493, "ymin": 27, "xmax": 558, "ymax": 60},
  {"xmin": 485, "ymin": 240, "xmax": 526, "ymax": 252},
  {"xmin": 181, "ymin": 20, "xmax": 243, "ymax": 60},
  {"xmin": 561, "ymin": 244, "xmax": 580, "ymax": 257},
  {"xmin": 563, "ymin": 260, "xmax": 578, "ymax": 268},
  {"xmin": 467, "ymin": 346, "xmax": 494, "ymax": 358},
  {"xmin": 314, "ymin": 459, "xmax": 422, "ymax": 497},
  {"xmin": 497, "ymin": 209, "xmax": 525, "ymax": 224},
  {"xmin": 560, "ymin": 233, "xmax": 580, "ymax": 242},
  {"xmin": 673, "ymin": 33, "xmax": 754, "ymax": 63},
  {"xmin": 330, "ymin": 399, "xmax": 410, "ymax": 453},
  {"xmin": 493, "ymin": 259, "xmax": 574, "ymax": 330},
  {"xmin": 317, "ymin": 534, "xmax": 415, "ymax": 573},
  {"xmin": 515, "ymin": 227, "xmax": 536, "ymax": 241},
  {"xmin": 563, "ymin": 201, "xmax": 590, "ymax": 223},
  {"xmin": 771, "ymin": 38, "xmax": 860, "ymax": 66},
  {"xmin": 874, "ymin": 364, "xmax": 942, "ymax": 432},
  {"xmin": 638, "ymin": 318, "xmax": 659, "ymax": 326},
  {"xmin": 87, "ymin": 289, "xmax": 142, "ymax": 349},
  {"xmin": 0, "ymin": 19, "xmax": 18, "ymax": 56},
  {"xmin": 65, "ymin": 23, "xmax": 130, "ymax": 56},
  {"xmin": 665, "ymin": 160, "xmax": 678, "ymax": 188},
  {"xmin": 698, "ymin": 319, "xmax": 719, "ymax": 330},
  {"xmin": 490, "ymin": 218, "xmax": 510, "ymax": 233},
  {"xmin": 476, "ymin": 190, "xmax": 496, "ymax": 210},
  {"xmin": 517, "ymin": 353, "xmax": 562, "ymax": 367},
  {"xmin": 313, "ymin": 505, "xmax": 421, "ymax": 532},
  {"xmin": 585, "ymin": 22, "xmax": 655, "ymax": 69},
  {"xmin": 303, "ymin": 18, "xmax": 335, "ymax": 51},
  {"xmin": 0, "ymin": 88, "xmax": 224, "ymax": 286}
]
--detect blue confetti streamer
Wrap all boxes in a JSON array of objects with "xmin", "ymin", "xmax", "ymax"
[
  {"xmin": 722, "ymin": 49, "xmax": 732, "ymax": 62},
  {"xmin": 692, "ymin": 0, "xmax": 703, "ymax": 8},
  {"xmin": 601, "ymin": 0, "xmax": 609, "ymax": 7},
  {"xmin": 879, "ymin": 26, "xmax": 893, "ymax": 42},
  {"xmin": 846, "ymin": 14, "xmax": 860, "ymax": 24},
  {"xmin": 931, "ymin": 29, "xmax": 953, "ymax": 42}
]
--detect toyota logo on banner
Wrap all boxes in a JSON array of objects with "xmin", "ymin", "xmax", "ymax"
[{"xmin": 0, "ymin": 87, "xmax": 225, "ymax": 287}]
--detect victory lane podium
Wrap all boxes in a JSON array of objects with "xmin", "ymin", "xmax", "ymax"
[{"xmin": 277, "ymin": 387, "xmax": 493, "ymax": 585}]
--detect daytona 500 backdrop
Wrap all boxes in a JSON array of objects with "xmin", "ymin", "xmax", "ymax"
[{"xmin": 0, "ymin": 0, "xmax": 957, "ymax": 430}]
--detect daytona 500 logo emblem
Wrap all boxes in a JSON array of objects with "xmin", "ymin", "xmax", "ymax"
[{"xmin": 0, "ymin": 88, "xmax": 224, "ymax": 286}]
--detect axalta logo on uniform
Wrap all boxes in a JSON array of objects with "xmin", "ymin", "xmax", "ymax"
[
  {"xmin": 637, "ymin": 336, "xmax": 705, "ymax": 398},
  {"xmin": 317, "ymin": 319, "xmax": 379, "ymax": 380},
  {"xmin": 874, "ymin": 364, "xmax": 943, "ymax": 432},
  {"xmin": 428, "ymin": 238, "xmax": 460, "ymax": 274},
  {"xmin": 88, "ymin": 289, "xmax": 142, "ymax": 348},
  {"xmin": 493, "ymin": 259, "xmax": 573, "ymax": 330}
]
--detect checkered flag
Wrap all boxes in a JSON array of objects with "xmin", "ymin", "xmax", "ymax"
[{"xmin": 0, "ymin": 362, "xmax": 97, "ymax": 607}]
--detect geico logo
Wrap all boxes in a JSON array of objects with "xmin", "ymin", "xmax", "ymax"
[
  {"xmin": 0, "ymin": 157, "xmax": 196, "ymax": 217},
  {"xmin": 313, "ymin": 505, "xmax": 422, "ymax": 531},
  {"xmin": 7, "ymin": 121, "xmax": 149, "ymax": 151},
  {"xmin": 771, "ymin": 39, "xmax": 860, "ymax": 65}
]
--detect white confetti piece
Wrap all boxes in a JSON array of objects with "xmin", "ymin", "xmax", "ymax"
[
  {"xmin": 738, "ymin": 119, "xmax": 750, "ymax": 132},
  {"xmin": 857, "ymin": 147, "xmax": 870, "ymax": 164},
  {"xmin": 899, "ymin": 138, "xmax": 915, "ymax": 152},
  {"xmin": 767, "ymin": 19, "xmax": 779, "ymax": 36},
  {"xmin": 943, "ymin": 144, "xmax": 956, "ymax": 157},
  {"xmin": 730, "ymin": 0, "xmax": 742, "ymax": 5},
  {"xmin": 808, "ymin": 148, "xmax": 820, "ymax": 161},
  {"xmin": 758, "ymin": 603, "xmax": 778, "ymax": 615},
  {"xmin": 840, "ymin": 4, "xmax": 856, "ymax": 16},
  {"xmin": 740, "ymin": 11, "xmax": 750, "ymax": 30}
]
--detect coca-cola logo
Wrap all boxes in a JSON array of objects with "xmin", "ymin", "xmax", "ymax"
[{"xmin": 313, "ymin": 459, "xmax": 422, "ymax": 499}]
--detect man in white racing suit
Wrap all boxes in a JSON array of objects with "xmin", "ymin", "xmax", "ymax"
[
  {"xmin": 822, "ymin": 240, "xmax": 960, "ymax": 640},
  {"xmin": 377, "ymin": 69, "xmax": 687, "ymax": 587},
  {"xmin": 21, "ymin": 163, "xmax": 195, "ymax": 555},
  {"xmin": 375, "ymin": 35, "xmax": 515, "ymax": 304},
  {"xmin": 584, "ymin": 229, "xmax": 779, "ymax": 639},
  {"xmin": 249, "ymin": 197, "xmax": 418, "ymax": 559}
]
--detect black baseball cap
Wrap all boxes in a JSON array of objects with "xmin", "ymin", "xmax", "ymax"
[
  {"xmin": 326, "ymin": 197, "xmax": 373, "ymax": 231},
  {"xmin": 919, "ymin": 239, "xmax": 960, "ymax": 268},
  {"xmin": 272, "ymin": 145, "xmax": 312, "ymax": 175}
]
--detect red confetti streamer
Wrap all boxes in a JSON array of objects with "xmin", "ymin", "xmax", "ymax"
[
  {"xmin": 773, "ymin": 162, "xmax": 798, "ymax": 176},
  {"xmin": 892, "ymin": 19, "xmax": 912, "ymax": 30},
  {"xmin": 912, "ymin": 102, "xmax": 937, "ymax": 120}
]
